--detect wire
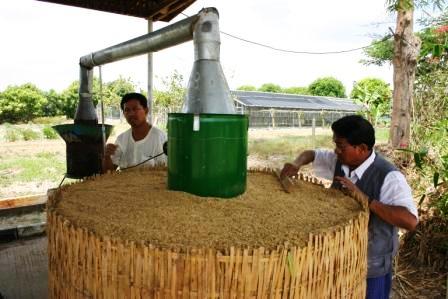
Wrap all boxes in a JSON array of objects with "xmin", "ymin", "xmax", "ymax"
[
  {"xmin": 119, "ymin": 152, "xmax": 165, "ymax": 171},
  {"xmin": 180, "ymin": 12, "xmax": 392, "ymax": 55},
  {"xmin": 58, "ymin": 174, "xmax": 66, "ymax": 189}
]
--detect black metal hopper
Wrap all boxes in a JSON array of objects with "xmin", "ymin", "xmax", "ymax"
[{"xmin": 53, "ymin": 124, "xmax": 113, "ymax": 179}]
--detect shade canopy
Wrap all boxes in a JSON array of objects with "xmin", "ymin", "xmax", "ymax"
[{"xmin": 36, "ymin": 0, "xmax": 196, "ymax": 21}]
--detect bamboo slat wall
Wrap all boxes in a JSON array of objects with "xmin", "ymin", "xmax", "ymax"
[{"xmin": 47, "ymin": 175, "xmax": 369, "ymax": 299}]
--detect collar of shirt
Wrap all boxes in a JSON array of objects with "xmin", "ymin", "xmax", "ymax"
[{"xmin": 341, "ymin": 151, "xmax": 376, "ymax": 182}]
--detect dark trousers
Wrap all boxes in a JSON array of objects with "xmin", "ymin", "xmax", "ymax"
[{"xmin": 366, "ymin": 272, "xmax": 392, "ymax": 299}]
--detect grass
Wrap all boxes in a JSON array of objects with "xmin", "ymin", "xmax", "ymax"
[
  {"xmin": 249, "ymin": 135, "xmax": 333, "ymax": 161},
  {"xmin": 249, "ymin": 127, "xmax": 389, "ymax": 161},
  {"xmin": 0, "ymin": 152, "xmax": 65, "ymax": 187}
]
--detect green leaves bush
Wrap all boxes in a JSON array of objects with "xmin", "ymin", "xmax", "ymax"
[
  {"xmin": 0, "ymin": 77, "xmax": 137, "ymax": 123},
  {"xmin": 0, "ymin": 84, "xmax": 48, "ymax": 123},
  {"xmin": 42, "ymin": 126, "xmax": 58, "ymax": 139},
  {"xmin": 351, "ymin": 78, "xmax": 392, "ymax": 126},
  {"xmin": 308, "ymin": 77, "xmax": 346, "ymax": 98}
]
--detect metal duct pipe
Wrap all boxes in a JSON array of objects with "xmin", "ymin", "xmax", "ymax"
[
  {"xmin": 182, "ymin": 8, "xmax": 235, "ymax": 114},
  {"xmin": 74, "ymin": 66, "xmax": 97, "ymax": 123},
  {"xmin": 79, "ymin": 15, "xmax": 198, "ymax": 68},
  {"xmin": 75, "ymin": 14, "xmax": 199, "ymax": 123}
]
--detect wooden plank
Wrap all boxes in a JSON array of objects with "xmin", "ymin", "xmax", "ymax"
[{"xmin": 0, "ymin": 194, "xmax": 47, "ymax": 210}]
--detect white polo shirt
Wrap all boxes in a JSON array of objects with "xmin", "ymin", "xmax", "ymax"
[
  {"xmin": 111, "ymin": 126, "xmax": 167, "ymax": 169},
  {"xmin": 313, "ymin": 149, "xmax": 418, "ymax": 218}
]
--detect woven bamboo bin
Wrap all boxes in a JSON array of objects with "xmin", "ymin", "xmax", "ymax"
[{"xmin": 47, "ymin": 169, "xmax": 369, "ymax": 299}]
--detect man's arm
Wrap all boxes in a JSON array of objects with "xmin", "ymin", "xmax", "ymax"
[
  {"xmin": 102, "ymin": 143, "xmax": 118, "ymax": 173},
  {"xmin": 369, "ymin": 200, "xmax": 418, "ymax": 231},
  {"xmin": 334, "ymin": 176, "xmax": 418, "ymax": 231},
  {"xmin": 280, "ymin": 150, "xmax": 315, "ymax": 178}
]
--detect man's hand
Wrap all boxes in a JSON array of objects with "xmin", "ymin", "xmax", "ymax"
[
  {"xmin": 280, "ymin": 162, "xmax": 300, "ymax": 178},
  {"xmin": 105, "ymin": 143, "xmax": 118, "ymax": 157},
  {"xmin": 334, "ymin": 176, "xmax": 362, "ymax": 194}
]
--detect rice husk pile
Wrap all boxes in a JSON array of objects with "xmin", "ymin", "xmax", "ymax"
[{"xmin": 55, "ymin": 169, "xmax": 362, "ymax": 251}]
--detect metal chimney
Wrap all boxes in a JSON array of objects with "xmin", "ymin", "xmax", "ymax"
[{"xmin": 182, "ymin": 8, "xmax": 235, "ymax": 114}]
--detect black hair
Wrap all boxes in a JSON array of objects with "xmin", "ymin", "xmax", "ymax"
[
  {"xmin": 331, "ymin": 115, "xmax": 375, "ymax": 150},
  {"xmin": 120, "ymin": 93, "xmax": 148, "ymax": 111}
]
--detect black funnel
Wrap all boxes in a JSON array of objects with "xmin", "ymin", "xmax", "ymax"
[{"xmin": 53, "ymin": 124, "xmax": 113, "ymax": 179}]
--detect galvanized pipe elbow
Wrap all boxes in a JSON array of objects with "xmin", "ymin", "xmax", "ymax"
[{"xmin": 194, "ymin": 7, "xmax": 220, "ymax": 61}]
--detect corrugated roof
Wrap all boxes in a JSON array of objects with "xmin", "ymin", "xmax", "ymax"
[
  {"xmin": 36, "ymin": 0, "xmax": 196, "ymax": 22},
  {"xmin": 232, "ymin": 90, "xmax": 362, "ymax": 112}
]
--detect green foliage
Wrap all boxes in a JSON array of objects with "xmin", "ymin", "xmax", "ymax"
[
  {"xmin": 308, "ymin": 77, "xmax": 346, "ymax": 98},
  {"xmin": 4, "ymin": 125, "xmax": 21, "ymax": 142},
  {"xmin": 400, "ymin": 147, "xmax": 448, "ymax": 218},
  {"xmin": 351, "ymin": 78, "xmax": 392, "ymax": 126},
  {"xmin": 43, "ymin": 89, "xmax": 65, "ymax": 116},
  {"xmin": 282, "ymin": 86, "xmax": 310, "ymax": 95},
  {"xmin": 361, "ymin": 22, "xmax": 448, "ymax": 72},
  {"xmin": 102, "ymin": 76, "xmax": 136, "ymax": 106},
  {"xmin": 386, "ymin": 0, "xmax": 446, "ymax": 11},
  {"xmin": 258, "ymin": 83, "xmax": 282, "ymax": 93},
  {"xmin": 360, "ymin": 38, "xmax": 394, "ymax": 66},
  {"xmin": 60, "ymin": 81, "xmax": 80, "ymax": 119},
  {"xmin": 21, "ymin": 128, "xmax": 41, "ymax": 141},
  {"xmin": 409, "ymin": 49, "xmax": 448, "ymax": 217},
  {"xmin": 42, "ymin": 125, "xmax": 58, "ymax": 139},
  {"xmin": 237, "ymin": 85, "xmax": 257, "ymax": 91},
  {"xmin": 153, "ymin": 70, "xmax": 185, "ymax": 111},
  {"xmin": 0, "ymin": 83, "xmax": 48, "ymax": 123},
  {"xmin": 416, "ymin": 25, "xmax": 448, "ymax": 76}
]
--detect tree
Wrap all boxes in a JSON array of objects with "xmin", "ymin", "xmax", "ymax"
[
  {"xmin": 282, "ymin": 86, "xmax": 310, "ymax": 95},
  {"xmin": 61, "ymin": 79, "xmax": 101, "ymax": 119},
  {"xmin": 390, "ymin": 0, "xmax": 420, "ymax": 148},
  {"xmin": 236, "ymin": 85, "xmax": 257, "ymax": 91},
  {"xmin": 153, "ymin": 70, "xmax": 186, "ymax": 111},
  {"xmin": 360, "ymin": 38, "xmax": 394, "ymax": 66},
  {"xmin": 43, "ymin": 89, "xmax": 65, "ymax": 117},
  {"xmin": 351, "ymin": 78, "xmax": 392, "ymax": 126},
  {"xmin": 308, "ymin": 77, "xmax": 346, "ymax": 98},
  {"xmin": 258, "ymin": 83, "xmax": 282, "ymax": 93},
  {"xmin": 103, "ymin": 76, "xmax": 136, "ymax": 106},
  {"xmin": 0, "ymin": 83, "xmax": 48, "ymax": 123},
  {"xmin": 385, "ymin": 0, "xmax": 445, "ymax": 148}
]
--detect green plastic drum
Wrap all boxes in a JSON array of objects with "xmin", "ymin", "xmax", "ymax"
[{"xmin": 168, "ymin": 113, "xmax": 248, "ymax": 198}]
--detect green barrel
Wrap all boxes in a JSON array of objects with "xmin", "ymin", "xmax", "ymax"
[{"xmin": 168, "ymin": 113, "xmax": 248, "ymax": 198}]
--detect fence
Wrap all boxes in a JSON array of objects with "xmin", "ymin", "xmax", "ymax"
[
  {"xmin": 100, "ymin": 106, "xmax": 354, "ymax": 129},
  {"xmin": 245, "ymin": 109, "xmax": 354, "ymax": 128}
]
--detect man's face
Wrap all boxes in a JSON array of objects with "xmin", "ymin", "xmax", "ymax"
[
  {"xmin": 123, "ymin": 99, "xmax": 148, "ymax": 127},
  {"xmin": 333, "ymin": 135, "xmax": 365, "ymax": 167}
]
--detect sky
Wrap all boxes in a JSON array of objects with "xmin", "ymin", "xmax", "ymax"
[{"xmin": 0, "ymin": 0, "xmax": 413, "ymax": 95}]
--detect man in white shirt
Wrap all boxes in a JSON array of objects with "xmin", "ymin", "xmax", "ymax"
[
  {"xmin": 280, "ymin": 115, "xmax": 418, "ymax": 299},
  {"xmin": 102, "ymin": 93, "xmax": 167, "ymax": 171}
]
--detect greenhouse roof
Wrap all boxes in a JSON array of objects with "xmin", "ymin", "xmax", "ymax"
[{"xmin": 232, "ymin": 91, "xmax": 362, "ymax": 112}]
